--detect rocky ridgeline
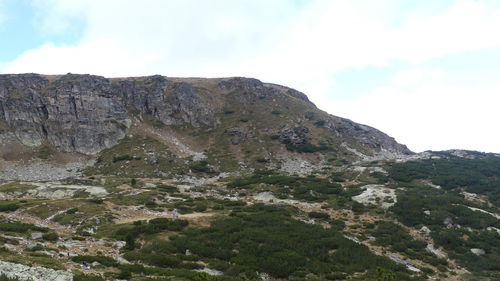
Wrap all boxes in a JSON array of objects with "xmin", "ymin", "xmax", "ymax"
[
  {"xmin": 0, "ymin": 73, "xmax": 411, "ymax": 157},
  {"xmin": 0, "ymin": 261, "xmax": 72, "ymax": 281}
]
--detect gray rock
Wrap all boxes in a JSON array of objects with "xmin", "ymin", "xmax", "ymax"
[
  {"xmin": 0, "ymin": 260, "xmax": 72, "ymax": 281},
  {"xmin": 3, "ymin": 244, "xmax": 17, "ymax": 252},
  {"xmin": 419, "ymin": 226, "xmax": 431, "ymax": 235},
  {"xmin": 426, "ymin": 243, "xmax": 446, "ymax": 258},
  {"xmin": 31, "ymin": 232, "xmax": 43, "ymax": 239},
  {"xmin": 279, "ymin": 126, "xmax": 309, "ymax": 146},
  {"xmin": 0, "ymin": 160, "xmax": 92, "ymax": 181},
  {"xmin": 115, "ymin": 76, "xmax": 215, "ymax": 127},
  {"xmin": 26, "ymin": 242, "xmax": 38, "ymax": 249},
  {"xmin": 195, "ymin": 268, "xmax": 223, "ymax": 276},
  {"xmin": 112, "ymin": 241, "xmax": 126, "ymax": 249},
  {"xmin": 0, "ymin": 74, "xmax": 130, "ymax": 154},
  {"xmin": 470, "ymin": 248, "xmax": 485, "ymax": 256},
  {"xmin": 443, "ymin": 217, "xmax": 453, "ymax": 227}
]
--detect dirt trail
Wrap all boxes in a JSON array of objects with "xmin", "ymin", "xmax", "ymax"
[{"xmin": 180, "ymin": 212, "xmax": 214, "ymax": 219}]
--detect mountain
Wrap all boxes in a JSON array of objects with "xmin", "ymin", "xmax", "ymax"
[
  {"xmin": 0, "ymin": 73, "xmax": 498, "ymax": 281},
  {"xmin": 0, "ymin": 73, "xmax": 410, "ymax": 177}
]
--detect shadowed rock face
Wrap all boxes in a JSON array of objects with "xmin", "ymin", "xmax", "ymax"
[
  {"xmin": 0, "ymin": 73, "xmax": 412, "ymax": 157},
  {"xmin": 0, "ymin": 74, "xmax": 129, "ymax": 154},
  {"xmin": 0, "ymin": 74, "xmax": 219, "ymax": 154},
  {"xmin": 114, "ymin": 75, "xmax": 216, "ymax": 127}
]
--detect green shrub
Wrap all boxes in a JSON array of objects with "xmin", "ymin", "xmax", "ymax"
[
  {"xmin": 189, "ymin": 161, "xmax": 213, "ymax": 173},
  {"xmin": 388, "ymin": 153, "xmax": 500, "ymax": 207},
  {"xmin": 37, "ymin": 144, "xmax": 53, "ymax": 160},
  {"xmin": 130, "ymin": 178, "xmax": 137, "ymax": 187},
  {"xmin": 115, "ymin": 218, "xmax": 189, "ymax": 237},
  {"xmin": 285, "ymin": 142, "xmax": 331, "ymax": 153},
  {"xmin": 124, "ymin": 234, "xmax": 136, "ymax": 250},
  {"xmin": 228, "ymin": 173, "xmax": 341, "ymax": 202},
  {"xmin": 42, "ymin": 232, "xmax": 59, "ymax": 242},
  {"xmin": 167, "ymin": 204, "xmax": 410, "ymax": 279},
  {"xmin": 123, "ymin": 251, "xmax": 181, "ymax": 268},
  {"xmin": 308, "ymin": 212, "xmax": 330, "ymax": 220},
  {"xmin": 87, "ymin": 198, "xmax": 103, "ymax": 204},
  {"xmin": 157, "ymin": 184, "xmax": 179, "ymax": 193},
  {"xmin": 65, "ymin": 208, "xmax": 78, "ymax": 214},
  {"xmin": 313, "ymin": 120, "xmax": 326, "ymax": 127},
  {"xmin": 151, "ymin": 119, "xmax": 166, "ymax": 128},
  {"xmin": 71, "ymin": 255, "xmax": 118, "ymax": 267},
  {"xmin": 0, "ymin": 222, "xmax": 48, "ymax": 233},
  {"xmin": 118, "ymin": 264, "xmax": 145, "ymax": 273},
  {"xmin": 0, "ymin": 202, "xmax": 20, "ymax": 212},
  {"xmin": 73, "ymin": 273, "xmax": 105, "ymax": 281},
  {"xmin": 112, "ymin": 155, "xmax": 141, "ymax": 163},
  {"xmin": 117, "ymin": 270, "xmax": 132, "ymax": 280}
]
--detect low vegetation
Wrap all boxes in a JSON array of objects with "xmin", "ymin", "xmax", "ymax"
[
  {"xmin": 388, "ymin": 153, "xmax": 500, "ymax": 277},
  {"xmin": 228, "ymin": 171, "xmax": 342, "ymax": 201}
]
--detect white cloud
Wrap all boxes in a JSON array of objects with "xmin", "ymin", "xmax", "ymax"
[
  {"xmin": 327, "ymin": 68, "xmax": 500, "ymax": 153},
  {"xmin": 3, "ymin": 40, "xmax": 163, "ymax": 76},
  {"xmin": 2, "ymin": 0, "xmax": 500, "ymax": 152},
  {"xmin": 6, "ymin": 0, "xmax": 302, "ymax": 76},
  {"xmin": 240, "ymin": 0, "xmax": 500, "ymax": 97},
  {"xmin": 7, "ymin": 0, "xmax": 500, "ymax": 80}
]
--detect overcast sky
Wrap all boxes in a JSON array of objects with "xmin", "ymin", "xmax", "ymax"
[{"xmin": 1, "ymin": 0, "xmax": 499, "ymax": 153}]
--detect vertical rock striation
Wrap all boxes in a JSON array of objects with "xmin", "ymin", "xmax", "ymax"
[{"xmin": 0, "ymin": 74, "xmax": 130, "ymax": 154}]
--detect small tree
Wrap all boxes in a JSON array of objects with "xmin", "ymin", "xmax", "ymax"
[{"xmin": 124, "ymin": 234, "xmax": 136, "ymax": 250}]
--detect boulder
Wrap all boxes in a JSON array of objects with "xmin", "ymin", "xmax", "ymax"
[
  {"xmin": 426, "ymin": 244, "xmax": 446, "ymax": 259},
  {"xmin": 470, "ymin": 248, "xmax": 485, "ymax": 256},
  {"xmin": 31, "ymin": 232, "xmax": 43, "ymax": 239},
  {"xmin": 419, "ymin": 226, "xmax": 431, "ymax": 235}
]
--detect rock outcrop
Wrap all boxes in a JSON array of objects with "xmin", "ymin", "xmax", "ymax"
[
  {"xmin": 0, "ymin": 73, "xmax": 412, "ymax": 158},
  {"xmin": 114, "ymin": 75, "xmax": 216, "ymax": 127},
  {"xmin": 0, "ymin": 260, "xmax": 72, "ymax": 281},
  {"xmin": 0, "ymin": 74, "xmax": 129, "ymax": 154}
]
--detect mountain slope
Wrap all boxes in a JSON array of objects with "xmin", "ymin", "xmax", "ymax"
[
  {"xmin": 2, "ymin": 73, "xmax": 498, "ymax": 281},
  {"xmin": 0, "ymin": 73, "xmax": 411, "ymax": 178}
]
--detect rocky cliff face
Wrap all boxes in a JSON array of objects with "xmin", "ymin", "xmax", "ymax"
[
  {"xmin": 0, "ymin": 73, "xmax": 411, "ymax": 158},
  {"xmin": 115, "ymin": 75, "xmax": 216, "ymax": 127},
  {"xmin": 0, "ymin": 74, "xmax": 129, "ymax": 154}
]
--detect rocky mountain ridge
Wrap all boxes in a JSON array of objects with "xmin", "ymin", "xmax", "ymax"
[{"xmin": 0, "ymin": 73, "xmax": 411, "ymax": 161}]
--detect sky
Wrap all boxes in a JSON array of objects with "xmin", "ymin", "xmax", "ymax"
[{"xmin": 1, "ymin": 0, "xmax": 499, "ymax": 153}]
